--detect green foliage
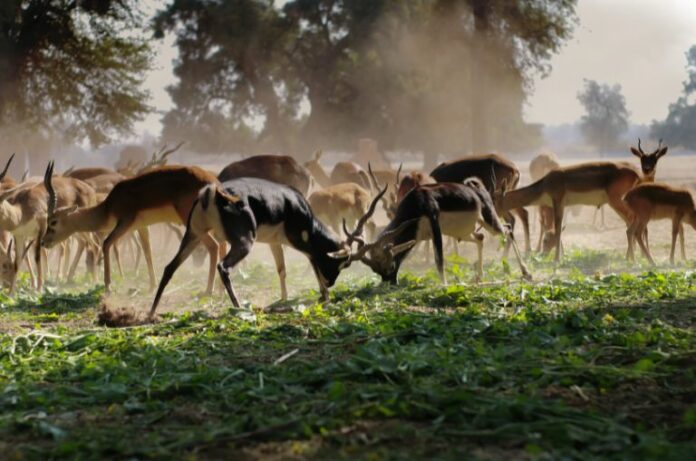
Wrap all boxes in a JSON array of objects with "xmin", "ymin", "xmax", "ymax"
[
  {"xmin": 577, "ymin": 79, "xmax": 630, "ymax": 153},
  {"xmin": 651, "ymin": 45, "xmax": 696, "ymax": 149},
  {"xmin": 0, "ymin": 1, "xmax": 152, "ymax": 147},
  {"xmin": 155, "ymin": 0, "xmax": 577, "ymax": 155},
  {"xmin": 1, "ymin": 251, "xmax": 694, "ymax": 459}
]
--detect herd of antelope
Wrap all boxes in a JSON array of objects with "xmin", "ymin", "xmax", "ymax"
[{"xmin": 0, "ymin": 138, "xmax": 691, "ymax": 320}]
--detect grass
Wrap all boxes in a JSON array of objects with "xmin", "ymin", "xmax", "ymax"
[{"xmin": 0, "ymin": 250, "xmax": 695, "ymax": 460}]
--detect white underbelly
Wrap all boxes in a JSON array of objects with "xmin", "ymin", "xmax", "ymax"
[
  {"xmin": 415, "ymin": 211, "xmax": 480, "ymax": 241},
  {"xmin": 564, "ymin": 190, "xmax": 608, "ymax": 207}
]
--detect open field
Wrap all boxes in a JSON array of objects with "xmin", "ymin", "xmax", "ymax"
[{"xmin": 1, "ymin": 213, "xmax": 695, "ymax": 460}]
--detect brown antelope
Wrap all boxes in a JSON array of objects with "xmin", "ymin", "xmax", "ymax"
[
  {"xmin": 308, "ymin": 183, "xmax": 377, "ymax": 241},
  {"xmin": 368, "ymin": 163, "xmax": 436, "ymax": 219},
  {"xmin": 149, "ymin": 177, "xmax": 373, "ymax": 317},
  {"xmin": 430, "ymin": 153, "xmax": 531, "ymax": 254},
  {"xmin": 303, "ymin": 151, "xmax": 373, "ymax": 191},
  {"xmin": 330, "ymin": 178, "xmax": 531, "ymax": 284},
  {"xmin": 218, "ymin": 154, "xmax": 312, "ymax": 196},
  {"xmin": 41, "ymin": 164, "xmax": 220, "ymax": 293},
  {"xmin": 498, "ymin": 161, "xmax": 651, "ymax": 263},
  {"xmin": 0, "ymin": 163, "xmax": 98, "ymax": 290},
  {"xmin": 529, "ymin": 152, "xmax": 559, "ymax": 252},
  {"xmin": 624, "ymin": 183, "xmax": 695, "ymax": 265},
  {"xmin": 65, "ymin": 167, "xmax": 116, "ymax": 181}
]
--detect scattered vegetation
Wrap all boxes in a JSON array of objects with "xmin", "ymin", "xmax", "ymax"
[{"xmin": 1, "ymin": 251, "xmax": 694, "ymax": 459}]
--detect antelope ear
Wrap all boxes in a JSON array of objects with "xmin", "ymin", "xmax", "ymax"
[
  {"xmin": 630, "ymin": 147, "xmax": 643, "ymax": 158},
  {"xmin": 314, "ymin": 149, "xmax": 323, "ymax": 160},
  {"xmin": 389, "ymin": 240, "xmax": 416, "ymax": 256},
  {"xmin": 656, "ymin": 146, "xmax": 668, "ymax": 158},
  {"xmin": 327, "ymin": 248, "xmax": 351, "ymax": 259}
]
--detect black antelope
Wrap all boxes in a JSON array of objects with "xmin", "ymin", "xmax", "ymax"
[
  {"xmin": 149, "ymin": 177, "xmax": 375, "ymax": 317},
  {"xmin": 331, "ymin": 178, "xmax": 531, "ymax": 284},
  {"xmin": 430, "ymin": 153, "xmax": 531, "ymax": 254}
]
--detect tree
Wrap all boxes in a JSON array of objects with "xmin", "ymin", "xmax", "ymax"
[
  {"xmin": 156, "ymin": 0, "xmax": 577, "ymax": 156},
  {"xmin": 0, "ymin": 1, "xmax": 152, "ymax": 147},
  {"xmin": 577, "ymin": 80, "xmax": 629, "ymax": 154},
  {"xmin": 651, "ymin": 45, "xmax": 696, "ymax": 149}
]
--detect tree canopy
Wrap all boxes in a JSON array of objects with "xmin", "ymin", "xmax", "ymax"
[
  {"xmin": 0, "ymin": 0, "xmax": 152, "ymax": 148},
  {"xmin": 577, "ymin": 79, "xmax": 629, "ymax": 154},
  {"xmin": 155, "ymin": 0, "xmax": 577, "ymax": 157},
  {"xmin": 651, "ymin": 45, "xmax": 696, "ymax": 150}
]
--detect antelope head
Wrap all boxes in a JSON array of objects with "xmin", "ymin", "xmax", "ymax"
[
  {"xmin": 630, "ymin": 138, "xmax": 668, "ymax": 180},
  {"xmin": 140, "ymin": 141, "xmax": 185, "ymax": 173},
  {"xmin": 328, "ymin": 183, "xmax": 416, "ymax": 283},
  {"xmin": 42, "ymin": 161, "xmax": 78, "ymax": 249}
]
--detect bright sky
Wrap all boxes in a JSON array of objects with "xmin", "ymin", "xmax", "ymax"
[{"xmin": 135, "ymin": 0, "xmax": 696, "ymax": 136}]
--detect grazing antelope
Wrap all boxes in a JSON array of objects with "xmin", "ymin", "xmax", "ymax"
[
  {"xmin": 149, "ymin": 177, "xmax": 366, "ymax": 317},
  {"xmin": 624, "ymin": 183, "xmax": 695, "ymax": 265},
  {"xmin": 218, "ymin": 154, "xmax": 312, "ymax": 196},
  {"xmin": 42, "ymin": 164, "xmax": 220, "ymax": 293},
  {"xmin": 0, "ymin": 163, "xmax": 97, "ymax": 290},
  {"xmin": 529, "ymin": 152, "xmax": 560, "ymax": 252},
  {"xmin": 498, "ymin": 162, "xmax": 648, "ymax": 263},
  {"xmin": 308, "ymin": 183, "xmax": 377, "ymax": 241},
  {"xmin": 430, "ymin": 154, "xmax": 531, "ymax": 254},
  {"xmin": 331, "ymin": 178, "xmax": 531, "ymax": 284}
]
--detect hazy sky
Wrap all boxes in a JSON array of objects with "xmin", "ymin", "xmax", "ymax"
[{"xmin": 135, "ymin": 0, "xmax": 696, "ymax": 136}]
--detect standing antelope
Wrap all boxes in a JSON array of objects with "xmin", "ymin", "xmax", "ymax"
[
  {"xmin": 624, "ymin": 183, "xmax": 695, "ymax": 265},
  {"xmin": 308, "ymin": 183, "xmax": 377, "ymax": 241},
  {"xmin": 218, "ymin": 154, "xmax": 312, "ymax": 196},
  {"xmin": 149, "ymin": 177, "xmax": 366, "ymax": 318},
  {"xmin": 498, "ymin": 162, "xmax": 649, "ymax": 263},
  {"xmin": 42, "ymin": 164, "xmax": 220, "ymax": 293},
  {"xmin": 430, "ymin": 154, "xmax": 531, "ymax": 254},
  {"xmin": 303, "ymin": 151, "xmax": 373, "ymax": 191},
  {"xmin": 0, "ymin": 163, "xmax": 97, "ymax": 290},
  {"xmin": 631, "ymin": 138, "xmax": 668, "ymax": 182},
  {"xmin": 331, "ymin": 178, "xmax": 531, "ymax": 284}
]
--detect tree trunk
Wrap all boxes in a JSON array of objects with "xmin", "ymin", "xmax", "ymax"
[{"xmin": 471, "ymin": 1, "xmax": 490, "ymax": 154}]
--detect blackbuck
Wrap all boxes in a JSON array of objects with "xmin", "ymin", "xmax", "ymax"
[
  {"xmin": 218, "ymin": 154, "xmax": 312, "ymax": 196},
  {"xmin": 631, "ymin": 138, "xmax": 668, "ymax": 182},
  {"xmin": 0, "ymin": 163, "xmax": 98, "ymax": 290},
  {"xmin": 42, "ymin": 164, "xmax": 220, "ymax": 293},
  {"xmin": 308, "ymin": 183, "xmax": 377, "ymax": 241},
  {"xmin": 149, "ymin": 177, "xmax": 366, "ymax": 317},
  {"xmin": 498, "ymin": 162, "xmax": 648, "ymax": 263},
  {"xmin": 303, "ymin": 150, "xmax": 332, "ymax": 188},
  {"xmin": 430, "ymin": 154, "xmax": 531, "ymax": 254},
  {"xmin": 624, "ymin": 183, "xmax": 695, "ymax": 265},
  {"xmin": 331, "ymin": 178, "xmax": 531, "ymax": 284}
]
